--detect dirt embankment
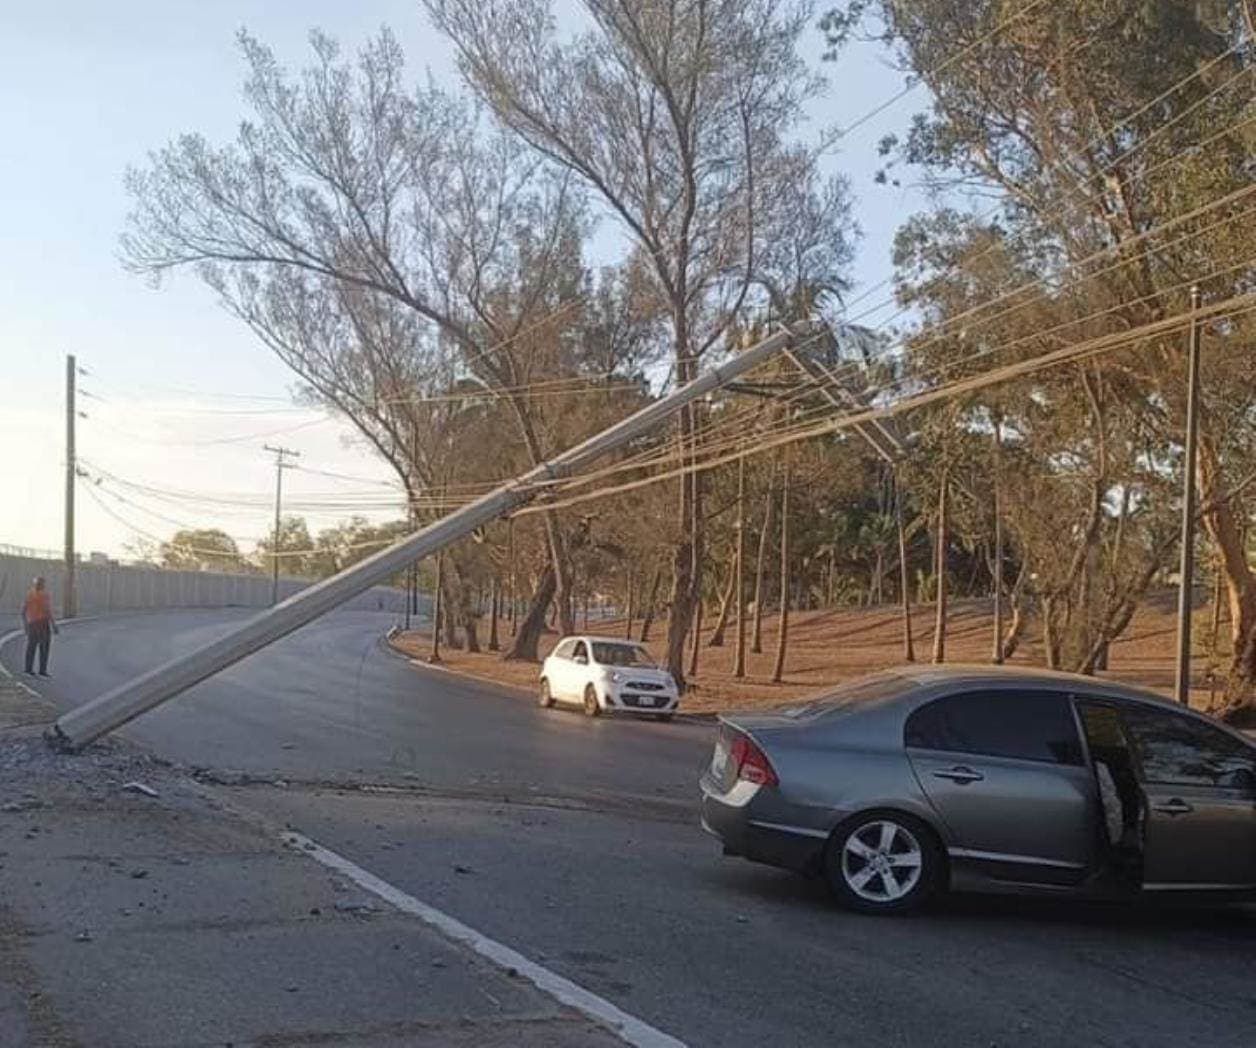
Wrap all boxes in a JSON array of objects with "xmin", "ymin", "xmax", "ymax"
[{"xmin": 391, "ymin": 593, "xmax": 1228, "ymax": 716}]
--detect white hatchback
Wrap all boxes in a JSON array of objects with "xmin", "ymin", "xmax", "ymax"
[{"xmin": 539, "ymin": 636, "xmax": 680, "ymax": 720}]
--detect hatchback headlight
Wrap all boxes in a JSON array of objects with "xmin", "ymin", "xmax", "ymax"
[{"xmin": 605, "ymin": 669, "xmax": 626, "ymax": 684}]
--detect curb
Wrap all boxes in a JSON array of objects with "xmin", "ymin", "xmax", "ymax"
[
  {"xmin": 383, "ymin": 632, "xmax": 718, "ymax": 724},
  {"xmin": 0, "ymin": 629, "xmax": 43, "ymax": 701}
]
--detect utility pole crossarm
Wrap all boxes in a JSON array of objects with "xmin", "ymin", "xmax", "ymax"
[
  {"xmin": 50, "ymin": 323, "xmax": 813, "ymax": 751},
  {"xmin": 783, "ymin": 345, "xmax": 906, "ymax": 465}
]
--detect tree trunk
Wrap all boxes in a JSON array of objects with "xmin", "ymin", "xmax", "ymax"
[
  {"xmin": 931, "ymin": 471, "xmax": 949, "ymax": 665},
  {"xmin": 663, "ymin": 392, "xmax": 701, "ymax": 686},
  {"xmin": 507, "ymin": 520, "xmax": 517, "ymax": 637},
  {"xmin": 733, "ymin": 455, "xmax": 748, "ymax": 678},
  {"xmin": 1042, "ymin": 594, "xmax": 1062, "ymax": 670},
  {"xmin": 638, "ymin": 565, "xmax": 663, "ymax": 643},
  {"xmin": 1002, "ymin": 603, "xmax": 1025, "ymax": 661},
  {"xmin": 504, "ymin": 563, "xmax": 557, "ymax": 662},
  {"xmin": 582, "ymin": 588, "xmax": 590, "ymax": 632},
  {"xmin": 708, "ymin": 552, "xmax": 737, "ymax": 647},
  {"xmin": 751, "ymin": 476, "xmax": 774, "ymax": 654},
  {"xmin": 488, "ymin": 576, "xmax": 501, "ymax": 652},
  {"xmin": 772, "ymin": 465, "xmax": 791, "ymax": 684},
  {"xmin": 624, "ymin": 566, "xmax": 635, "ymax": 640},
  {"xmin": 896, "ymin": 479, "xmax": 915, "ymax": 662},
  {"xmin": 542, "ymin": 511, "xmax": 574, "ymax": 638},
  {"xmin": 1197, "ymin": 436, "xmax": 1256, "ymax": 713},
  {"xmin": 688, "ymin": 589, "xmax": 703, "ymax": 679}
]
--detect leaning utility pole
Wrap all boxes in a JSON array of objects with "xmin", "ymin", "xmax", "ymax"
[
  {"xmin": 1174, "ymin": 285, "xmax": 1203, "ymax": 705},
  {"xmin": 263, "ymin": 444, "xmax": 301, "ymax": 606},
  {"xmin": 64, "ymin": 354, "xmax": 77, "ymax": 619},
  {"xmin": 49, "ymin": 323, "xmax": 812, "ymax": 751}
]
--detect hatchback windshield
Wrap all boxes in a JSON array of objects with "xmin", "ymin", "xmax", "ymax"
[{"xmin": 591, "ymin": 642, "xmax": 657, "ymax": 668}]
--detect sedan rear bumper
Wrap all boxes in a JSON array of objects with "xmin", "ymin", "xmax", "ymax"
[{"xmin": 700, "ymin": 779, "xmax": 828, "ymax": 875}]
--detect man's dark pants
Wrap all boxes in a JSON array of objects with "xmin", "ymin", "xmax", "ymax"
[{"xmin": 24, "ymin": 622, "xmax": 51, "ymax": 675}]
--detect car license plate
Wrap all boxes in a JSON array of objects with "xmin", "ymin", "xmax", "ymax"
[{"xmin": 636, "ymin": 695, "xmax": 657, "ymax": 707}]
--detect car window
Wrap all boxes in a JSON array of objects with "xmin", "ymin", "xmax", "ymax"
[
  {"xmin": 1121, "ymin": 707, "xmax": 1256, "ymax": 789},
  {"xmin": 905, "ymin": 690, "xmax": 1084, "ymax": 766},
  {"xmin": 572, "ymin": 641, "xmax": 589, "ymax": 663},
  {"xmin": 551, "ymin": 639, "xmax": 575, "ymax": 660},
  {"xmin": 590, "ymin": 642, "xmax": 656, "ymax": 667}
]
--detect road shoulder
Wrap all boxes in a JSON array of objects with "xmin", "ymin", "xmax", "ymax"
[{"xmin": 0, "ymin": 670, "xmax": 624, "ymax": 1048}]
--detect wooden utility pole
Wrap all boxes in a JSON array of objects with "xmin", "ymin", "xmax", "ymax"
[
  {"xmin": 992, "ymin": 418, "xmax": 1004, "ymax": 664},
  {"xmin": 1175, "ymin": 285, "xmax": 1203, "ymax": 704},
  {"xmin": 733, "ymin": 454, "xmax": 748, "ymax": 678},
  {"xmin": 263, "ymin": 444, "xmax": 301, "ymax": 606},
  {"xmin": 429, "ymin": 552, "xmax": 443, "ymax": 663},
  {"xmin": 64, "ymin": 354, "xmax": 77, "ymax": 619},
  {"xmin": 932, "ymin": 469, "xmax": 949, "ymax": 665}
]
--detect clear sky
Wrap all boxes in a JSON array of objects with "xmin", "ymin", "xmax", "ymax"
[{"xmin": 0, "ymin": 1, "xmax": 929, "ymax": 560}]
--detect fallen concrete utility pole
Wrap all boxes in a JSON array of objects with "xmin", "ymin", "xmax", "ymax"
[{"xmin": 50, "ymin": 322, "xmax": 811, "ymax": 751}]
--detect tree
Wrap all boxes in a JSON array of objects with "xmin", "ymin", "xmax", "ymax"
[
  {"xmin": 310, "ymin": 517, "xmax": 411, "ymax": 579},
  {"xmin": 832, "ymin": 0, "xmax": 1256, "ymax": 710},
  {"xmin": 255, "ymin": 516, "xmax": 314, "ymax": 578},
  {"xmin": 122, "ymin": 29, "xmax": 658, "ymax": 663},
  {"xmin": 426, "ymin": 0, "xmax": 852, "ymax": 684},
  {"xmin": 161, "ymin": 528, "xmax": 245, "ymax": 572}
]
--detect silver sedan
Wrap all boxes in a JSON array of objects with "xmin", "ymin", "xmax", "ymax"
[{"xmin": 700, "ymin": 666, "xmax": 1256, "ymax": 914}]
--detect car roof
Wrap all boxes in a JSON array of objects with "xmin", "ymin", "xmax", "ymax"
[
  {"xmin": 558, "ymin": 636, "xmax": 647, "ymax": 646},
  {"xmin": 886, "ymin": 663, "xmax": 1177, "ymax": 707}
]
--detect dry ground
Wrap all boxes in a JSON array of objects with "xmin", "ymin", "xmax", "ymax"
[{"xmin": 392, "ymin": 591, "xmax": 1229, "ymax": 716}]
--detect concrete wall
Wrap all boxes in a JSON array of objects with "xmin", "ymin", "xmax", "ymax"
[{"xmin": 0, "ymin": 553, "xmax": 411, "ymax": 620}]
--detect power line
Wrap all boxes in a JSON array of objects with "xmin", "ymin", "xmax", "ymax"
[{"xmin": 521, "ymin": 294, "xmax": 1256, "ymax": 516}]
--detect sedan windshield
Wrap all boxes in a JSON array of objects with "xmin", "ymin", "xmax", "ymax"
[{"xmin": 592, "ymin": 642, "xmax": 657, "ymax": 668}]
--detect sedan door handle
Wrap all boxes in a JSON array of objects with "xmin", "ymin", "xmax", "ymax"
[
  {"xmin": 1152, "ymin": 798, "xmax": 1194, "ymax": 816},
  {"xmin": 933, "ymin": 766, "xmax": 984, "ymax": 784}
]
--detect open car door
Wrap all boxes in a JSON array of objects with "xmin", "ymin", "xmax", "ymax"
[{"xmin": 1119, "ymin": 705, "xmax": 1256, "ymax": 893}]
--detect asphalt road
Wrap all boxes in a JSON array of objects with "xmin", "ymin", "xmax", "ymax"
[{"xmin": 9, "ymin": 610, "xmax": 1256, "ymax": 1047}]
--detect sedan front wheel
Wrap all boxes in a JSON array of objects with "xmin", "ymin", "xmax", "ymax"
[{"xmin": 825, "ymin": 812, "xmax": 942, "ymax": 915}]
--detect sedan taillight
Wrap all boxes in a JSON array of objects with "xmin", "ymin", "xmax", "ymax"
[{"xmin": 730, "ymin": 734, "xmax": 779, "ymax": 787}]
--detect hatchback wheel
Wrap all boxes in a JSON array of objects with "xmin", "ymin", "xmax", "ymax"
[
  {"xmin": 583, "ymin": 685, "xmax": 601, "ymax": 717},
  {"xmin": 538, "ymin": 678, "xmax": 554, "ymax": 709},
  {"xmin": 825, "ymin": 812, "xmax": 941, "ymax": 914}
]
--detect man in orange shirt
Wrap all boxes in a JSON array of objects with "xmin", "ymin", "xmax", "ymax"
[{"xmin": 22, "ymin": 576, "xmax": 57, "ymax": 677}]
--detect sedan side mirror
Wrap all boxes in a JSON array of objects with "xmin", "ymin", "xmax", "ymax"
[{"xmin": 574, "ymin": 654, "xmax": 588, "ymax": 665}]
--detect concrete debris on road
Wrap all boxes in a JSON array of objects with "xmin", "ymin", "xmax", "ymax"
[
  {"xmin": 0, "ymin": 721, "xmax": 625, "ymax": 1048},
  {"xmin": 121, "ymin": 781, "xmax": 160, "ymax": 797}
]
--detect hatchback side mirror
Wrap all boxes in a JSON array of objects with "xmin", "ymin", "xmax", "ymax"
[{"xmin": 574, "ymin": 654, "xmax": 588, "ymax": 665}]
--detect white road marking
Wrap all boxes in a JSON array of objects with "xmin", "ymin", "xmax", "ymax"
[{"xmin": 282, "ymin": 830, "xmax": 688, "ymax": 1048}]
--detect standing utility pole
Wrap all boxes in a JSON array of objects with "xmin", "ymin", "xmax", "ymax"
[
  {"xmin": 1175, "ymin": 285, "xmax": 1203, "ymax": 705},
  {"xmin": 64, "ymin": 354, "xmax": 77, "ymax": 619},
  {"xmin": 264, "ymin": 444, "xmax": 301, "ymax": 605},
  {"xmin": 991, "ymin": 417, "xmax": 1004, "ymax": 664}
]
